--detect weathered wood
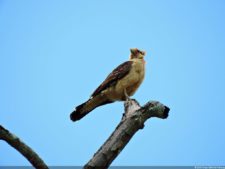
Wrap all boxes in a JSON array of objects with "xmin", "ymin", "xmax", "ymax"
[
  {"xmin": 84, "ymin": 99, "xmax": 170, "ymax": 169},
  {"xmin": 0, "ymin": 125, "xmax": 48, "ymax": 169},
  {"xmin": 0, "ymin": 99, "xmax": 169, "ymax": 168}
]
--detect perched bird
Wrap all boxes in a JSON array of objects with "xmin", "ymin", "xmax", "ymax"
[{"xmin": 70, "ymin": 48, "xmax": 146, "ymax": 122}]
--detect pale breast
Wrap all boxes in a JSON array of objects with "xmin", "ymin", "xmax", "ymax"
[
  {"xmin": 126, "ymin": 61, "xmax": 145, "ymax": 95},
  {"xmin": 113, "ymin": 59, "xmax": 145, "ymax": 100}
]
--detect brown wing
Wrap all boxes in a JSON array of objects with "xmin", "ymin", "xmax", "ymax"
[{"xmin": 91, "ymin": 61, "xmax": 133, "ymax": 97}]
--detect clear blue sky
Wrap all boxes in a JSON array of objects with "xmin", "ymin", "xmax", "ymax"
[{"xmin": 1, "ymin": 0, "xmax": 225, "ymax": 166}]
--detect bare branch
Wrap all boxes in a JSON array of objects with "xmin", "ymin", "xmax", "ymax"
[
  {"xmin": 0, "ymin": 125, "xmax": 48, "ymax": 169},
  {"xmin": 0, "ymin": 99, "xmax": 169, "ymax": 168},
  {"xmin": 84, "ymin": 99, "xmax": 170, "ymax": 169}
]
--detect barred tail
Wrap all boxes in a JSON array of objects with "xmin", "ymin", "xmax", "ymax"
[{"xmin": 70, "ymin": 95, "xmax": 113, "ymax": 122}]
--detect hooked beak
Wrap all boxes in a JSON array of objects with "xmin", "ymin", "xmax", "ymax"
[
  {"xmin": 130, "ymin": 48, "xmax": 146, "ymax": 56},
  {"xmin": 141, "ymin": 51, "xmax": 146, "ymax": 56}
]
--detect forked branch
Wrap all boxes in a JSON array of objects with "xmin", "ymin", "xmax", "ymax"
[
  {"xmin": 0, "ymin": 99, "xmax": 169, "ymax": 169},
  {"xmin": 84, "ymin": 99, "xmax": 170, "ymax": 169}
]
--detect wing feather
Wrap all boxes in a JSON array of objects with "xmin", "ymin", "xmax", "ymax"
[{"xmin": 91, "ymin": 61, "xmax": 133, "ymax": 97}]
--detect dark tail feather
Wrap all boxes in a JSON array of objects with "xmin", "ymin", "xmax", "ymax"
[
  {"xmin": 70, "ymin": 96, "xmax": 113, "ymax": 122},
  {"xmin": 70, "ymin": 101, "xmax": 90, "ymax": 122}
]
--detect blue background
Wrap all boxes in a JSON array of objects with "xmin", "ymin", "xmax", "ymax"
[{"xmin": 1, "ymin": 0, "xmax": 225, "ymax": 166}]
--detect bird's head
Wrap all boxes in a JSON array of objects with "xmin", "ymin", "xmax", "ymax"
[{"xmin": 130, "ymin": 48, "xmax": 146, "ymax": 60}]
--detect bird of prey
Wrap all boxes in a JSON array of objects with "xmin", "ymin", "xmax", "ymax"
[{"xmin": 70, "ymin": 48, "xmax": 146, "ymax": 122}]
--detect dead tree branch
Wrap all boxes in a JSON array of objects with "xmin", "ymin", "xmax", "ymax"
[
  {"xmin": 0, "ymin": 125, "xmax": 48, "ymax": 169},
  {"xmin": 84, "ymin": 99, "xmax": 170, "ymax": 169},
  {"xmin": 0, "ymin": 99, "xmax": 169, "ymax": 168}
]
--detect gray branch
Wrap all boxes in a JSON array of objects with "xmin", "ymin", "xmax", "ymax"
[
  {"xmin": 84, "ymin": 99, "xmax": 170, "ymax": 169},
  {"xmin": 0, "ymin": 125, "xmax": 48, "ymax": 169},
  {"xmin": 0, "ymin": 99, "xmax": 169, "ymax": 168}
]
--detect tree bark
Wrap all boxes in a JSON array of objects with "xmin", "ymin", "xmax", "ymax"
[
  {"xmin": 84, "ymin": 99, "xmax": 170, "ymax": 169},
  {"xmin": 0, "ymin": 99, "xmax": 169, "ymax": 168},
  {"xmin": 0, "ymin": 125, "xmax": 48, "ymax": 169}
]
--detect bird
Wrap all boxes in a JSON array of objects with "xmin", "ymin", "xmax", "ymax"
[{"xmin": 70, "ymin": 48, "xmax": 146, "ymax": 122}]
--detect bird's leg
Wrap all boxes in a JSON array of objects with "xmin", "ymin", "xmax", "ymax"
[{"xmin": 124, "ymin": 89, "xmax": 131, "ymax": 101}]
